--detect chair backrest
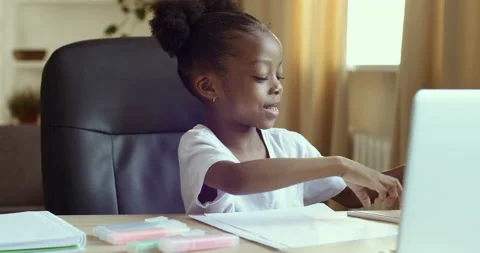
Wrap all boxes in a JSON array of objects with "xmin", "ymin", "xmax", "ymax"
[{"xmin": 40, "ymin": 37, "xmax": 205, "ymax": 215}]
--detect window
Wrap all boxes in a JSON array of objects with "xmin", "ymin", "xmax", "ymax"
[{"xmin": 346, "ymin": 0, "xmax": 406, "ymax": 68}]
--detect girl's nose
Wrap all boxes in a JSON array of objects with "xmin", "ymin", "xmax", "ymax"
[
  {"xmin": 270, "ymin": 81, "xmax": 283, "ymax": 95},
  {"xmin": 274, "ymin": 87, "xmax": 281, "ymax": 95}
]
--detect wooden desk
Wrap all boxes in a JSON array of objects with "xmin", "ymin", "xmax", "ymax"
[{"xmin": 61, "ymin": 211, "xmax": 399, "ymax": 253}]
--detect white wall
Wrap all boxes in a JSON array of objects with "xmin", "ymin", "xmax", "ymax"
[{"xmin": 0, "ymin": 1, "xmax": 5, "ymax": 122}]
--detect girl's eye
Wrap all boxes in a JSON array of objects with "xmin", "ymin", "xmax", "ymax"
[
  {"xmin": 253, "ymin": 76, "xmax": 285, "ymax": 82},
  {"xmin": 254, "ymin": 76, "xmax": 268, "ymax": 82}
]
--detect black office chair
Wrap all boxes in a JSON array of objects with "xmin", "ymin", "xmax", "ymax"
[{"xmin": 40, "ymin": 37, "xmax": 205, "ymax": 215}]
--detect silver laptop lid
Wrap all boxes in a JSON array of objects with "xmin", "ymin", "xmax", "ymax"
[{"xmin": 397, "ymin": 89, "xmax": 479, "ymax": 253}]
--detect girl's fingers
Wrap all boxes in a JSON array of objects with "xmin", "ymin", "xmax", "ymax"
[
  {"xmin": 371, "ymin": 176, "xmax": 388, "ymax": 194},
  {"xmin": 380, "ymin": 176, "xmax": 402, "ymax": 199},
  {"xmin": 355, "ymin": 190, "xmax": 372, "ymax": 208},
  {"xmin": 381, "ymin": 177, "xmax": 403, "ymax": 207},
  {"xmin": 396, "ymin": 179, "xmax": 403, "ymax": 195},
  {"xmin": 378, "ymin": 190, "xmax": 387, "ymax": 201},
  {"xmin": 388, "ymin": 184, "xmax": 399, "ymax": 198},
  {"xmin": 385, "ymin": 196, "xmax": 397, "ymax": 208}
]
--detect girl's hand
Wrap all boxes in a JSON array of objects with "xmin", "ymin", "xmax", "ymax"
[{"xmin": 339, "ymin": 157, "xmax": 403, "ymax": 208}]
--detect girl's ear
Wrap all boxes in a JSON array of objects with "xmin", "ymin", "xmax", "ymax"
[{"xmin": 194, "ymin": 74, "xmax": 222, "ymax": 102}]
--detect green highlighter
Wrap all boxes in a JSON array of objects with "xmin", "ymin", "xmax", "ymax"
[
  {"xmin": 126, "ymin": 229, "xmax": 206, "ymax": 253},
  {"xmin": 126, "ymin": 238, "xmax": 161, "ymax": 253}
]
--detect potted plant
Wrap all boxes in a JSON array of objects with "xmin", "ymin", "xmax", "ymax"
[{"xmin": 7, "ymin": 88, "xmax": 41, "ymax": 124}]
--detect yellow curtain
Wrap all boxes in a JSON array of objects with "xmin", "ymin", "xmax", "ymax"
[
  {"xmin": 390, "ymin": 0, "xmax": 480, "ymax": 166},
  {"xmin": 243, "ymin": 0, "xmax": 349, "ymax": 157}
]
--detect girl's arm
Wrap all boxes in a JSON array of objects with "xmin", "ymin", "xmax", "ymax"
[
  {"xmin": 205, "ymin": 157, "xmax": 345, "ymax": 195},
  {"xmin": 331, "ymin": 164, "xmax": 405, "ymax": 208},
  {"xmin": 204, "ymin": 156, "xmax": 402, "ymax": 201}
]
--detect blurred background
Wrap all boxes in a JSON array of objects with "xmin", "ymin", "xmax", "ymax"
[{"xmin": 0, "ymin": 0, "xmax": 479, "ymax": 213}]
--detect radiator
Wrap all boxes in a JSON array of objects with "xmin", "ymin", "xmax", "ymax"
[
  {"xmin": 350, "ymin": 131, "xmax": 394, "ymax": 210},
  {"xmin": 350, "ymin": 131, "xmax": 391, "ymax": 172}
]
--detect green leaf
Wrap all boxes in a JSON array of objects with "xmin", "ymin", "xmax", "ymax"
[
  {"xmin": 104, "ymin": 24, "xmax": 118, "ymax": 36},
  {"xmin": 135, "ymin": 8, "xmax": 146, "ymax": 21},
  {"xmin": 122, "ymin": 6, "xmax": 129, "ymax": 13}
]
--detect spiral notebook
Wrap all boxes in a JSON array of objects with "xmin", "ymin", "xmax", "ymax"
[{"xmin": 0, "ymin": 211, "xmax": 86, "ymax": 252}]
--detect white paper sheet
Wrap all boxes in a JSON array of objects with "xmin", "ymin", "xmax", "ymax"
[
  {"xmin": 190, "ymin": 215, "xmax": 289, "ymax": 250},
  {"xmin": 190, "ymin": 204, "xmax": 398, "ymax": 249}
]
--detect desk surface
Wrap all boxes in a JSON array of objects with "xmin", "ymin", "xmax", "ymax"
[{"xmin": 61, "ymin": 210, "xmax": 400, "ymax": 253}]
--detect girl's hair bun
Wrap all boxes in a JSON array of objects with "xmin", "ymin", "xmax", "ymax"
[
  {"xmin": 149, "ymin": 0, "xmax": 242, "ymax": 57},
  {"xmin": 149, "ymin": 0, "xmax": 204, "ymax": 57},
  {"xmin": 202, "ymin": 0, "xmax": 242, "ymax": 13}
]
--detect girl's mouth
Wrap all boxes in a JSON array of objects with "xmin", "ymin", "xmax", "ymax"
[{"xmin": 263, "ymin": 104, "xmax": 279, "ymax": 118}]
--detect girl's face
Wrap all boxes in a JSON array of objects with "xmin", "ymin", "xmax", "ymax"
[{"xmin": 213, "ymin": 31, "xmax": 284, "ymax": 130}]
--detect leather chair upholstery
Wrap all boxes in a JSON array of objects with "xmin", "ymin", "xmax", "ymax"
[{"xmin": 40, "ymin": 37, "xmax": 205, "ymax": 215}]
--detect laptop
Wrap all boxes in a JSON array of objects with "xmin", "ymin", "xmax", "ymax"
[{"xmin": 395, "ymin": 89, "xmax": 479, "ymax": 252}]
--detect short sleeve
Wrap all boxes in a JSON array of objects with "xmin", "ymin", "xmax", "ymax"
[
  {"xmin": 291, "ymin": 132, "xmax": 347, "ymax": 205},
  {"xmin": 178, "ymin": 128, "xmax": 237, "ymax": 214}
]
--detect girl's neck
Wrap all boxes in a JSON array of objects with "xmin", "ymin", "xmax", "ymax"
[{"xmin": 205, "ymin": 113, "xmax": 261, "ymax": 153}]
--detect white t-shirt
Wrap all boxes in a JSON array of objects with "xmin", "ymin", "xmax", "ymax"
[{"xmin": 178, "ymin": 124, "xmax": 347, "ymax": 214}]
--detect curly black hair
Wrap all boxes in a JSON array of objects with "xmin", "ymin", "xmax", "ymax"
[{"xmin": 149, "ymin": 0, "xmax": 268, "ymax": 97}]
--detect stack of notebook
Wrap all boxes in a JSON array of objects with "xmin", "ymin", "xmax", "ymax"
[{"xmin": 0, "ymin": 211, "xmax": 86, "ymax": 252}]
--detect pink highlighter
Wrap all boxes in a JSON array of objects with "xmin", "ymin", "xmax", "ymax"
[
  {"xmin": 106, "ymin": 226, "xmax": 191, "ymax": 245},
  {"xmin": 157, "ymin": 230, "xmax": 240, "ymax": 253},
  {"xmin": 93, "ymin": 217, "xmax": 191, "ymax": 245}
]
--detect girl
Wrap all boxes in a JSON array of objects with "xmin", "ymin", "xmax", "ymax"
[{"xmin": 149, "ymin": 0, "xmax": 404, "ymax": 214}]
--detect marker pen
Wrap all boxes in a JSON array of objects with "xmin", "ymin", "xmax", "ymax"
[
  {"xmin": 93, "ymin": 220, "xmax": 187, "ymax": 241},
  {"xmin": 126, "ymin": 230, "xmax": 206, "ymax": 253},
  {"xmin": 157, "ymin": 232, "xmax": 240, "ymax": 252},
  {"xmin": 105, "ymin": 226, "xmax": 191, "ymax": 245}
]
